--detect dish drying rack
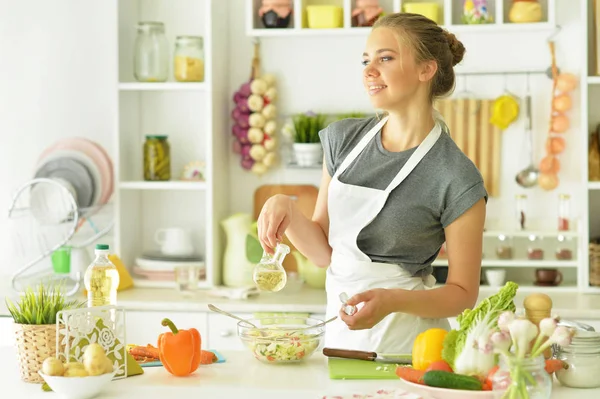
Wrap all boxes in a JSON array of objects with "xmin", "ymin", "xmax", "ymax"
[{"xmin": 7, "ymin": 178, "xmax": 113, "ymax": 296}]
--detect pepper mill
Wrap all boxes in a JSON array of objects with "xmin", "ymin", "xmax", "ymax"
[{"xmin": 523, "ymin": 293, "xmax": 553, "ymax": 359}]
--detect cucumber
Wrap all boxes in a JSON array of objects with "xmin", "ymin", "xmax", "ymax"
[{"xmin": 423, "ymin": 370, "xmax": 482, "ymax": 391}]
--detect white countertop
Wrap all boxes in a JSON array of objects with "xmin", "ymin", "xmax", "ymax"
[
  {"xmin": 1, "ymin": 347, "xmax": 597, "ymax": 399},
  {"xmin": 3, "ymin": 280, "xmax": 600, "ymax": 319}
]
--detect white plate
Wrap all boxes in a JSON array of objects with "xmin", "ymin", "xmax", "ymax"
[
  {"xmin": 135, "ymin": 257, "xmax": 206, "ymax": 272},
  {"xmin": 37, "ymin": 148, "xmax": 102, "ymax": 208},
  {"xmin": 399, "ymin": 378, "xmax": 499, "ymax": 399}
]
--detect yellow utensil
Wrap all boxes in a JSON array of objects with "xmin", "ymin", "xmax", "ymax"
[{"xmin": 490, "ymin": 94, "xmax": 519, "ymax": 130}]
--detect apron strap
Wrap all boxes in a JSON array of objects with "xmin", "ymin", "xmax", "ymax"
[
  {"xmin": 333, "ymin": 116, "xmax": 389, "ymax": 179},
  {"xmin": 384, "ymin": 122, "xmax": 442, "ymax": 194}
]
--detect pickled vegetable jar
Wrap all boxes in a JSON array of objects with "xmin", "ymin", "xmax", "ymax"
[
  {"xmin": 134, "ymin": 22, "xmax": 169, "ymax": 82},
  {"xmin": 144, "ymin": 135, "xmax": 171, "ymax": 181},
  {"xmin": 174, "ymin": 36, "xmax": 204, "ymax": 82}
]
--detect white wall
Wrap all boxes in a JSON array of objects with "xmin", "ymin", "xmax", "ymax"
[
  {"xmin": 0, "ymin": 0, "xmax": 116, "ymax": 277},
  {"xmin": 226, "ymin": 0, "xmax": 583, "ymax": 233},
  {"xmin": 0, "ymin": 0, "xmax": 585, "ymax": 278}
]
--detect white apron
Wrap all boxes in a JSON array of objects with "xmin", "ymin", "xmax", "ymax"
[{"xmin": 324, "ymin": 115, "xmax": 450, "ymax": 354}]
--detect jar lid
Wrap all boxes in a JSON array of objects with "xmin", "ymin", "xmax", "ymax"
[
  {"xmin": 559, "ymin": 330, "xmax": 600, "ymax": 354},
  {"xmin": 176, "ymin": 35, "xmax": 203, "ymax": 43},
  {"xmin": 146, "ymin": 135, "xmax": 168, "ymax": 140},
  {"xmin": 137, "ymin": 21, "xmax": 165, "ymax": 31}
]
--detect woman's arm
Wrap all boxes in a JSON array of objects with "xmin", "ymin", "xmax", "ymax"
[
  {"xmin": 283, "ymin": 159, "xmax": 333, "ymax": 267},
  {"xmin": 341, "ymin": 197, "xmax": 486, "ymax": 329}
]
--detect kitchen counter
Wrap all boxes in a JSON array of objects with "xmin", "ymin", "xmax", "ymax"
[
  {"xmin": 2, "ymin": 278, "xmax": 600, "ymax": 319},
  {"xmin": 1, "ymin": 347, "xmax": 598, "ymax": 399}
]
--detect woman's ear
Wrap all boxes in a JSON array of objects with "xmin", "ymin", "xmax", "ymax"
[{"xmin": 419, "ymin": 60, "xmax": 438, "ymax": 82}]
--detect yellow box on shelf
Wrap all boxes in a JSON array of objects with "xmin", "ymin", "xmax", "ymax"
[{"xmin": 306, "ymin": 5, "xmax": 343, "ymax": 29}]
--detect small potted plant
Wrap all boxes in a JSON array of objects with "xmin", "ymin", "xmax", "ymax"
[
  {"xmin": 5, "ymin": 284, "xmax": 84, "ymax": 383},
  {"xmin": 288, "ymin": 111, "xmax": 327, "ymax": 167}
]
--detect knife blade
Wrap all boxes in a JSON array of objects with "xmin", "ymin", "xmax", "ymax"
[{"xmin": 323, "ymin": 348, "xmax": 412, "ymax": 364}]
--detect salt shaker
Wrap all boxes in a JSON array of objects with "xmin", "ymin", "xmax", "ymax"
[
  {"xmin": 339, "ymin": 292, "xmax": 357, "ymax": 316},
  {"xmin": 523, "ymin": 293, "xmax": 553, "ymax": 359}
]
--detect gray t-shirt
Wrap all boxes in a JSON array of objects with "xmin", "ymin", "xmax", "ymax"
[{"xmin": 319, "ymin": 116, "xmax": 488, "ymax": 277}]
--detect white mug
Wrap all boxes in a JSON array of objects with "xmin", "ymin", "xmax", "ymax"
[
  {"xmin": 486, "ymin": 269, "xmax": 506, "ymax": 287},
  {"xmin": 154, "ymin": 228, "xmax": 194, "ymax": 256}
]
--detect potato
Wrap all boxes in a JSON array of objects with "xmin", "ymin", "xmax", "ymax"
[
  {"xmin": 64, "ymin": 367, "xmax": 88, "ymax": 377},
  {"xmin": 84, "ymin": 355, "xmax": 108, "ymax": 376},
  {"xmin": 83, "ymin": 343, "xmax": 106, "ymax": 361},
  {"xmin": 63, "ymin": 362, "xmax": 85, "ymax": 371},
  {"xmin": 41, "ymin": 357, "xmax": 64, "ymax": 376}
]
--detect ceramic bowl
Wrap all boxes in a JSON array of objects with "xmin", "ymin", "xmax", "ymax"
[
  {"xmin": 237, "ymin": 316, "xmax": 324, "ymax": 364},
  {"xmin": 38, "ymin": 370, "xmax": 116, "ymax": 399}
]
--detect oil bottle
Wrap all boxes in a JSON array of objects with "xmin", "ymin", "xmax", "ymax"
[
  {"xmin": 253, "ymin": 243, "xmax": 290, "ymax": 292},
  {"xmin": 84, "ymin": 244, "xmax": 120, "ymax": 307}
]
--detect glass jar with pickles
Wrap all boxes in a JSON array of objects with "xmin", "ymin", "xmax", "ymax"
[{"xmin": 144, "ymin": 135, "xmax": 171, "ymax": 181}]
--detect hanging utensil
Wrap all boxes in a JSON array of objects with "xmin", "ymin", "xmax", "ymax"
[{"xmin": 516, "ymin": 76, "xmax": 540, "ymax": 188}]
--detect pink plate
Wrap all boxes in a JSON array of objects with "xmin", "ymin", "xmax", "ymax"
[
  {"xmin": 399, "ymin": 378, "xmax": 500, "ymax": 399},
  {"xmin": 38, "ymin": 138, "xmax": 113, "ymax": 206}
]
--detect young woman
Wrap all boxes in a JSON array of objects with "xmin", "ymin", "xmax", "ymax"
[{"xmin": 257, "ymin": 13, "xmax": 487, "ymax": 353}]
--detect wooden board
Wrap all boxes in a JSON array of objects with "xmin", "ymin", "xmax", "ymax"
[
  {"xmin": 436, "ymin": 98, "xmax": 503, "ymax": 197},
  {"xmin": 253, "ymin": 184, "xmax": 319, "ymax": 272}
]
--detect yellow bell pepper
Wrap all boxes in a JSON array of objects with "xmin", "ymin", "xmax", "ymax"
[{"xmin": 412, "ymin": 328, "xmax": 448, "ymax": 371}]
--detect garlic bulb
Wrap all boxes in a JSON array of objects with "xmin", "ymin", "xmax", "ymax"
[
  {"xmin": 248, "ymin": 128, "xmax": 264, "ymax": 144},
  {"xmin": 247, "ymin": 94, "xmax": 265, "ymax": 112},
  {"xmin": 264, "ymin": 137, "xmax": 278, "ymax": 151},
  {"xmin": 249, "ymin": 144, "xmax": 267, "ymax": 161},
  {"xmin": 261, "ymin": 74, "xmax": 276, "ymax": 88},
  {"xmin": 262, "ymin": 104, "xmax": 277, "ymax": 120},
  {"xmin": 250, "ymin": 78, "xmax": 267, "ymax": 95},
  {"xmin": 264, "ymin": 120, "xmax": 277, "ymax": 136},
  {"xmin": 265, "ymin": 87, "xmax": 277, "ymax": 102},
  {"xmin": 249, "ymin": 113, "xmax": 266, "ymax": 128},
  {"xmin": 251, "ymin": 161, "xmax": 268, "ymax": 176},
  {"xmin": 262, "ymin": 151, "xmax": 278, "ymax": 167}
]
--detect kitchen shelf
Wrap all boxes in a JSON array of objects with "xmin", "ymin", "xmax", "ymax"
[
  {"xmin": 483, "ymin": 230, "xmax": 578, "ymax": 238},
  {"xmin": 432, "ymin": 260, "xmax": 578, "ymax": 268},
  {"xmin": 588, "ymin": 76, "xmax": 600, "ymax": 84},
  {"xmin": 588, "ymin": 182, "xmax": 600, "ymax": 189},
  {"xmin": 247, "ymin": 23, "xmax": 557, "ymax": 37},
  {"xmin": 119, "ymin": 82, "xmax": 207, "ymax": 91},
  {"xmin": 119, "ymin": 181, "xmax": 207, "ymax": 191},
  {"xmin": 114, "ymin": 0, "xmax": 230, "ymax": 288},
  {"xmin": 246, "ymin": 0, "xmax": 556, "ymax": 37},
  {"xmin": 478, "ymin": 284, "xmax": 578, "ymax": 293}
]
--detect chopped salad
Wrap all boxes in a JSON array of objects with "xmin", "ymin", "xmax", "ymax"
[{"xmin": 243, "ymin": 328, "xmax": 320, "ymax": 362}]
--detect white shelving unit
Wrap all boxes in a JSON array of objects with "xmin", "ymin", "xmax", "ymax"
[
  {"xmin": 246, "ymin": 0, "xmax": 556, "ymax": 37},
  {"xmin": 582, "ymin": 0, "xmax": 600, "ymax": 293},
  {"xmin": 114, "ymin": 0, "xmax": 230, "ymax": 288}
]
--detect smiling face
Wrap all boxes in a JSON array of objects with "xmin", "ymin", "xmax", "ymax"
[{"xmin": 362, "ymin": 27, "xmax": 433, "ymax": 111}]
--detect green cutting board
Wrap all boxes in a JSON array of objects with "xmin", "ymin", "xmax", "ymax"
[{"xmin": 327, "ymin": 358, "xmax": 400, "ymax": 380}]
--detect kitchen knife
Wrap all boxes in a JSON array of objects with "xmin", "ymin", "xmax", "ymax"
[{"xmin": 323, "ymin": 348, "xmax": 412, "ymax": 364}]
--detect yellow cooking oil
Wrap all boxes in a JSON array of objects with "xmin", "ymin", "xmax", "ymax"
[{"xmin": 84, "ymin": 244, "xmax": 120, "ymax": 307}]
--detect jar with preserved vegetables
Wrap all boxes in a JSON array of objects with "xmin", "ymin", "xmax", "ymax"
[
  {"xmin": 144, "ymin": 135, "xmax": 171, "ymax": 181},
  {"xmin": 174, "ymin": 36, "xmax": 204, "ymax": 82}
]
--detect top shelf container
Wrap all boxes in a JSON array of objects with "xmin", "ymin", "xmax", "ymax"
[{"xmin": 246, "ymin": 0, "xmax": 556, "ymax": 37}]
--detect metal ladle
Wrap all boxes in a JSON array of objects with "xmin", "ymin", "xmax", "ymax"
[{"xmin": 516, "ymin": 92, "xmax": 539, "ymax": 188}]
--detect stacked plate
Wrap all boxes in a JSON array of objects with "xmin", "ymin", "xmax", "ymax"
[
  {"xmin": 35, "ymin": 138, "xmax": 114, "ymax": 210},
  {"xmin": 133, "ymin": 252, "xmax": 206, "ymax": 282}
]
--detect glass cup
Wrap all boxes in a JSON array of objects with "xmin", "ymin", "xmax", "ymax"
[{"xmin": 175, "ymin": 265, "xmax": 201, "ymax": 295}]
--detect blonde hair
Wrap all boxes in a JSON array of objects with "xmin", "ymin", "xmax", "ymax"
[{"xmin": 373, "ymin": 13, "xmax": 465, "ymax": 102}]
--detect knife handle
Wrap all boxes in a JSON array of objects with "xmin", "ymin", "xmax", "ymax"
[{"xmin": 323, "ymin": 348, "xmax": 376, "ymax": 361}]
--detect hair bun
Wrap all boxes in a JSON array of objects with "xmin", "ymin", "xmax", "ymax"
[{"xmin": 443, "ymin": 31, "xmax": 465, "ymax": 66}]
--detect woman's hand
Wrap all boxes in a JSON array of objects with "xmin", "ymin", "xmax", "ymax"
[
  {"xmin": 257, "ymin": 194, "xmax": 294, "ymax": 254},
  {"xmin": 339, "ymin": 288, "xmax": 395, "ymax": 330}
]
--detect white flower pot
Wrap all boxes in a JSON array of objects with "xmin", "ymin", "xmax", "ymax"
[{"xmin": 293, "ymin": 143, "xmax": 323, "ymax": 167}]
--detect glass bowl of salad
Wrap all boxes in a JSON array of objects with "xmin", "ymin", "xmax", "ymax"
[{"xmin": 237, "ymin": 316, "xmax": 325, "ymax": 364}]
